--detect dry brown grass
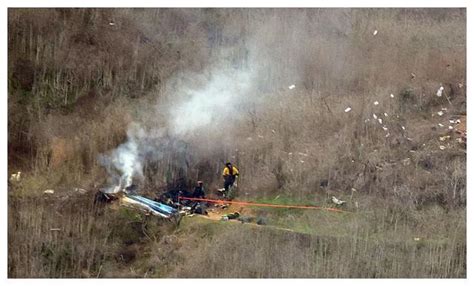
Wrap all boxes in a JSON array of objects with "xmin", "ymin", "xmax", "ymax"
[{"xmin": 8, "ymin": 8, "xmax": 465, "ymax": 278}]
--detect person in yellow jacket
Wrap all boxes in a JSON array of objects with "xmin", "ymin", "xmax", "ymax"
[{"xmin": 222, "ymin": 162, "xmax": 239, "ymax": 196}]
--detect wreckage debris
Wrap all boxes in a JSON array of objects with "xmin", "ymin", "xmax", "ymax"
[
  {"xmin": 373, "ymin": 30, "xmax": 378, "ymax": 36},
  {"xmin": 344, "ymin": 107, "xmax": 352, "ymax": 112},
  {"xmin": 73, "ymin": 188, "xmax": 87, "ymax": 194},
  {"xmin": 373, "ymin": 101, "xmax": 379, "ymax": 106},
  {"xmin": 288, "ymin": 84, "xmax": 296, "ymax": 90},
  {"xmin": 10, "ymin": 171, "xmax": 21, "ymax": 182},
  {"xmin": 44, "ymin": 189, "xmax": 55, "ymax": 194},
  {"xmin": 436, "ymin": 86, "xmax": 444, "ymax": 97},
  {"xmin": 331, "ymin": 196, "xmax": 346, "ymax": 206},
  {"xmin": 221, "ymin": 212, "xmax": 240, "ymax": 221}
]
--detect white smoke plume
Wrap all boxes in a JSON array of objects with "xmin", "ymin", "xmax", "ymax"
[
  {"xmin": 99, "ymin": 66, "xmax": 255, "ymax": 192},
  {"xmin": 168, "ymin": 66, "xmax": 255, "ymax": 137}
]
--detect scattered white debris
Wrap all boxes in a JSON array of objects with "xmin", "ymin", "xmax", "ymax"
[
  {"xmin": 438, "ymin": 123, "xmax": 444, "ymax": 127},
  {"xmin": 364, "ymin": 119, "xmax": 370, "ymax": 123},
  {"xmin": 109, "ymin": 22, "xmax": 115, "ymax": 26},
  {"xmin": 373, "ymin": 101, "xmax": 379, "ymax": 106},
  {"xmin": 439, "ymin": 136, "xmax": 450, "ymax": 141},
  {"xmin": 298, "ymin": 152, "xmax": 308, "ymax": 157},
  {"xmin": 411, "ymin": 73, "xmax": 416, "ymax": 79},
  {"xmin": 73, "ymin": 188, "xmax": 87, "ymax": 194},
  {"xmin": 331, "ymin": 196, "xmax": 346, "ymax": 206},
  {"xmin": 441, "ymin": 107, "xmax": 448, "ymax": 111},
  {"xmin": 288, "ymin": 152, "xmax": 293, "ymax": 155},
  {"xmin": 401, "ymin": 126, "xmax": 406, "ymax": 130},
  {"xmin": 258, "ymin": 134, "xmax": 264, "ymax": 139},
  {"xmin": 44, "ymin": 190, "xmax": 55, "ymax": 194},
  {"xmin": 390, "ymin": 93, "xmax": 395, "ymax": 98},
  {"xmin": 50, "ymin": 228, "xmax": 61, "ymax": 231},
  {"xmin": 10, "ymin": 171, "xmax": 21, "ymax": 182},
  {"xmin": 384, "ymin": 113, "xmax": 388, "ymax": 117},
  {"xmin": 437, "ymin": 111, "xmax": 444, "ymax": 116},
  {"xmin": 288, "ymin": 84, "xmax": 296, "ymax": 90},
  {"xmin": 271, "ymin": 129, "xmax": 276, "ymax": 134},
  {"xmin": 300, "ymin": 160, "xmax": 305, "ymax": 163},
  {"xmin": 351, "ymin": 188, "xmax": 357, "ymax": 193},
  {"xmin": 344, "ymin": 107, "xmax": 352, "ymax": 113},
  {"xmin": 378, "ymin": 118, "xmax": 383, "ymax": 124},
  {"xmin": 436, "ymin": 86, "xmax": 444, "ymax": 97},
  {"xmin": 382, "ymin": 126, "xmax": 388, "ymax": 131},
  {"xmin": 448, "ymin": 126, "xmax": 454, "ymax": 130},
  {"xmin": 373, "ymin": 30, "xmax": 378, "ymax": 36},
  {"xmin": 455, "ymin": 119, "xmax": 461, "ymax": 124},
  {"xmin": 449, "ymin": 119, "xmax": 456, "ymax": 124},
  {"xmin": 414, "ymin": 237, "xmax": 420, "ymax": 241},
  {"xmin": 373, "ymin": 114, "xmax": 378, "ymax": 120},
  {"xmin": 439, "ymin": 145, "xmax": 446, "ymax": 150},
  {"xmin": 385, "ymin": 133, "xmax": 390, "ymax": 138},
  {"xmin": 407, "ymin": 137, "xmax": 413, "ymax": 141}
]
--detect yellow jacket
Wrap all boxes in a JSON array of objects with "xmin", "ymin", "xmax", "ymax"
[{"xmin": 222, "ymin": 166, "xmax": 239, "ymax": 177}]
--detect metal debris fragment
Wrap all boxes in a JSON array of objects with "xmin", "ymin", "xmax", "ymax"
[
  {"xmin": 436, "ymin": 86, "xmax": 444, "ymax": 97},
  {"xmin": 373, "ymin": 114, "xmax": 378, "ymax": 120},
  {"xmin": 373, "ymin": 30, "xmax": 378, "ymax": 36},
  {"xmin": 374, "ymin": 101, "xmax": 379, "ymax": 106},
  {"xmin": 288, "ymin": 84, "xmax": 296, "ymax": 90},
  {"xmin": 439, "ymin": 145, "xmax": 446, "ymax": 150},
  {"xmin": 345, "ymin": 107, "xmax": 352, "ymax": 112}
]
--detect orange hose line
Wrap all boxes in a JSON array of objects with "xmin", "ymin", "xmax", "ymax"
[{"xmin": 178, "ymin": 196, "xmax": 351, "ymax": 213}]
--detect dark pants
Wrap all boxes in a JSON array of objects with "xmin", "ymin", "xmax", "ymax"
[{"xmin": 224, "ymin": 176, "xmax": 236, "ymax": 191}]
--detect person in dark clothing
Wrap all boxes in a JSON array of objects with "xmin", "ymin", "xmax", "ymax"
[{"xmin": 192, "ymin": 181, "xmax": 205, "ymax": 199}]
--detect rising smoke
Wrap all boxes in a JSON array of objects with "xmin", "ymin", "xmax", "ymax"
[
  {"xmin": 99, "ymin": 65, "xmax": 256, "ymax": 192},
  {"xmin": 97, "ymin": 9, "xmax": 348, "ymax": 192}
]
